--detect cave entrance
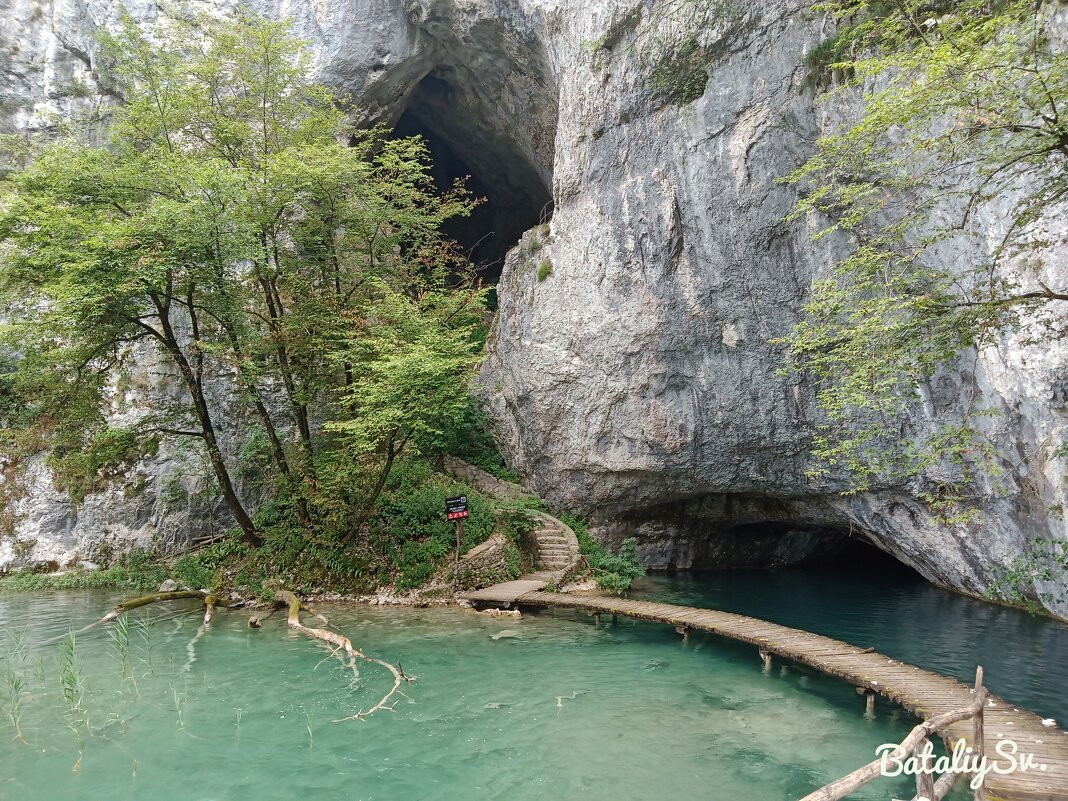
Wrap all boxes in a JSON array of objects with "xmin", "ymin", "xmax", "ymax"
[
  {"xmin": 390, "ymin": 70, "xmax": 553, "ymax": 284},
  {"xmin": 621, "ymin": 498, "xmax": 926, "ymax": 578},
  {"xmin": 708, "ymin": 521, "xmax": 922, "ymax": 578}
]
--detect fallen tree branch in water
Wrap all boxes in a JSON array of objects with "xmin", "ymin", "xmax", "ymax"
[
  {"xmin": 99, "ymin": 591, "xmax": 211, "ymax": 624},
  {"xmin": 44, "ymin": 591, "xmax": 213, "ymax": 644},
  {"xmin": 202, "ymin": 594, "xmax": 217, "ymax": 625},
  {"xmin": 78, "ymin": 588, "xmax": 412, "ymax": 721},
  {"xmin": 267, "ymin": 591, "xmax": 415, "ymax": 721}
]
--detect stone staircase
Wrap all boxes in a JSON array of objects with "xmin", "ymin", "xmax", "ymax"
[
  {"xmin": 439, "ymin": 457, "xmax": 582, "ymax": 589},
  {"xmin": 532, "ymin": 512, "xmax": 580, "ymax": 573}
]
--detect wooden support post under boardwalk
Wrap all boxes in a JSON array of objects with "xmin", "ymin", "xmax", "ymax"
[
  {"xmin": 759, "ymin": 648, "xmax": 772, "ymax": 672},
  {"xmin": 593, "ymin": 612, "xmax": 601, "ymax": 627},
  {"xmin": 856, "ymin": 687, "xmax": 876, "ymax": 716},
  {"xmin": 676, "ymin": 625, "xmax": 689, "ymax": 643}
]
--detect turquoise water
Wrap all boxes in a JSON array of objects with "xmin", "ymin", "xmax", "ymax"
[
  {"xmin": 0, "ymin": 588, "xmax": 967, "ymax": 801},
  {"xmin": 633, "ymin": 565, "xmax": 1068, "ymax": 725}
]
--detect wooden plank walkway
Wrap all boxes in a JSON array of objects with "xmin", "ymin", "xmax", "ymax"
[
  {"xmin": 463, "ymin": 576, "xmax": 550, "ymax": 603},
  {"xmin": 466, "ymin": 588, "xmax": 1068, "ymax": 801}
]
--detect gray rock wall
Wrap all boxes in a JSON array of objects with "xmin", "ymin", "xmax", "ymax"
[{"xmin": 1, "ymin": 0, "xmax": 1065, "ymax": 619}]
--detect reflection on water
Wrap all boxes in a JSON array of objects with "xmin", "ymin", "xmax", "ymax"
[
  {"xmin": 632, "ymin": 565, "xmax": 1068, "ymax": 725},
  {"xmin": 0, "ymin": 589, "xmax": 969, "ymax": 801}
]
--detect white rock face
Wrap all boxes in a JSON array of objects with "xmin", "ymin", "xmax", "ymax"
[{"xmin": 1, "ymin": 0, "xmax": 1065, "ymax": 618}]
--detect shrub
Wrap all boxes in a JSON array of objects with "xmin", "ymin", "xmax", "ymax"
[
  {"xmin": 537, "ymin": 259, "xmax": 553, "ymax": 281},
  {"xmin": 564, "ymin": 514, "xmax": 644, "ymax": 593},
  {"xmin": 429, "ymin": 397, "xmax": 519, "ymax": 481},
  {"xmin": 649, "ymin": 36, "xmax": 709, "ymax": 105},
  {"xmin": 368, "ymin": 461, "xmax": 496, "ymax": 589}
]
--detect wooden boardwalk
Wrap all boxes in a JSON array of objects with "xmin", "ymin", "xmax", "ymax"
[{"xmin": 463, "ymin": 587, "xmax": 1068, "ymax": 801}]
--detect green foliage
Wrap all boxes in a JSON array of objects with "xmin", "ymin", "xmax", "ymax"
[
  {"xmin": 536, "ymin": 259, "xmax": 553, "ymax": 282},
  {"xmin": 564, "ymin": 514, "xmax": 645, "ymax": 593},
  {"xmin": 0, "ymin": 548, "xmax": 169, "ymax": 592},
  {"xmin": 47, "ymin": 427, "xmax": 158, "ymax": 504},
  {"xmin": 499, "ymin": 505, "xmax": 540, "ymax": 544},
  {"xmin": 0, "ymin": 351, "xmax": 23, "ymax": 428},
  {"xmin": 1, "ymin": 628, "xmax": 27, "ymax": 740},
  {"xmin": 367, "ymin": 460, "xmax": 496, "ymax": 590},
  {"xmin": 0, "ymin": 452, "xmax": 560, "ymax": 597},
  {"xmin": 158, "ymin": 470, "xmax": 189, "ymax": 513},
  {"xmin": 0, "ymin": 11, "xmax": 488, "ymax": 553},
  {"xmin": 987, "ymin": 539, "xmax": 1068, "ymax": 614},
  {"xmin": 171, "ymin": 553, "xmax": 217, "ymax": 592},
  {"xmin": 612, "ymin": 0, "xmax": 738, "ymax": 106},
  {"xmin": 327, "ymin": 284, "xmax": 487, "ymax": 462},
  {"xmin": 433, "ymin": 398, "xmax": 519, "ymax": 481},
  {"xmin": 236, "ymin": 431, "xmax": 276, "ymax": 486},
  {"xmin": 780, "ymin": 1, "xmax": 1068, "ymax": 514}
]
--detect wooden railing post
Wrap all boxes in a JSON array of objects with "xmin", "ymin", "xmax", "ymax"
[
  {"xmin": 798, "ymin": 665, "xmax": 988, "ymax": 801},
  {"xmin": 973, "ymin": 666, "xmax": 986, "ymax": 800},
  {"xmin": 856, "ymin": 687, "xmax": 877, "ymax": 716},
  {"xmin": 915, "ymin": 734, "xmax": 935, "ymax": 799}
]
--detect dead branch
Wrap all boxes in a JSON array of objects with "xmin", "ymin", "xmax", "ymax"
[
  {"xmin": 268, "ymin": 590, "xmax": 414, "ymax": 722},
  {"xmin": 99, "ymin": 590, "xmax": 210, "ymax": 624},
  {"xmin": 800, "ymin": 678, "xmax": 988, "ymax": 801},
  {"xmin": 79, "ymin": 588, "xmax": 412, "ymax": 723},
  {"xmin": 46, "ymin": 590, "xmax": 213, "ymax": 644},
  {"xmin": 202, "ymin": 594, "xmax": 217, "ymax": 625}
]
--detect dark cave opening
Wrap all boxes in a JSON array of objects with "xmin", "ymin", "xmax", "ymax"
[
  {"xmin": 717, "ymin": 521, "xmax": 922, "ymax": 577},
  {"xmin": 390, "ymin": 70, "xmax": 553, "ymax": 284},
  {"xmin": 620, "ymin": 498, "xmax": 926, "ymax": 578}
]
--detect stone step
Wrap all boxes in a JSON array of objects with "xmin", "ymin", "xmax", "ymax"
[
  {"xmin": 537, "ymin": 535, "xmax": 568, "ymax": 544},
  {"xmin": 538, "ymin": 547, "xmax": 572, "ymax": 555}
]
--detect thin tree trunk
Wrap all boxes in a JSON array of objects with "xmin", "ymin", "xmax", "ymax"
[
  {"xmin": 153, "ymin": 298, "xmax": 262, "ymax": 546},
  {"xmin": 222, "ymin": 326, "xmax": 312, "ymax": 528},
  {"xmin": 350, "ymin": 433, "xmax": 406, "ymax": 540},
  {"xmin": 257, "ymin": 273, "xmax": 315, "ymax": 463}
]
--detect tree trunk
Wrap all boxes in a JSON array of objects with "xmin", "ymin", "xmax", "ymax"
[
  {"xmin": 256, "ymin": 273, "xmax": 315, "ymax": 472},
  {"xmin": 350, "ymin": 433, "xmax": 405, "ymax": 540},
  {"xmin": 223, "ymin": 327, "xmax": 312, "ymax": 529},
  {"xmin": 154, "ymin": 301, "xmax": 263, "ymax": 547}
]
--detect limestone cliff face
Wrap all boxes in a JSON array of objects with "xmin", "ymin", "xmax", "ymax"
[{"xmin": 1, "ymin": 0, "xmax": 1065, "ymax": 617}]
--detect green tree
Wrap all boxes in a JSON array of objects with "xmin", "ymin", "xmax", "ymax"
[
  {"xmin": 781, "ymin": 0, "xmax": 1068, "ymax": 513},
  {"xmin": 325, "ymin": 282, "xmax": 488, "ymax": 535},
  {"xmin": 0, "ymin": 13, "xmax": 480, "ymax": 544}
]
